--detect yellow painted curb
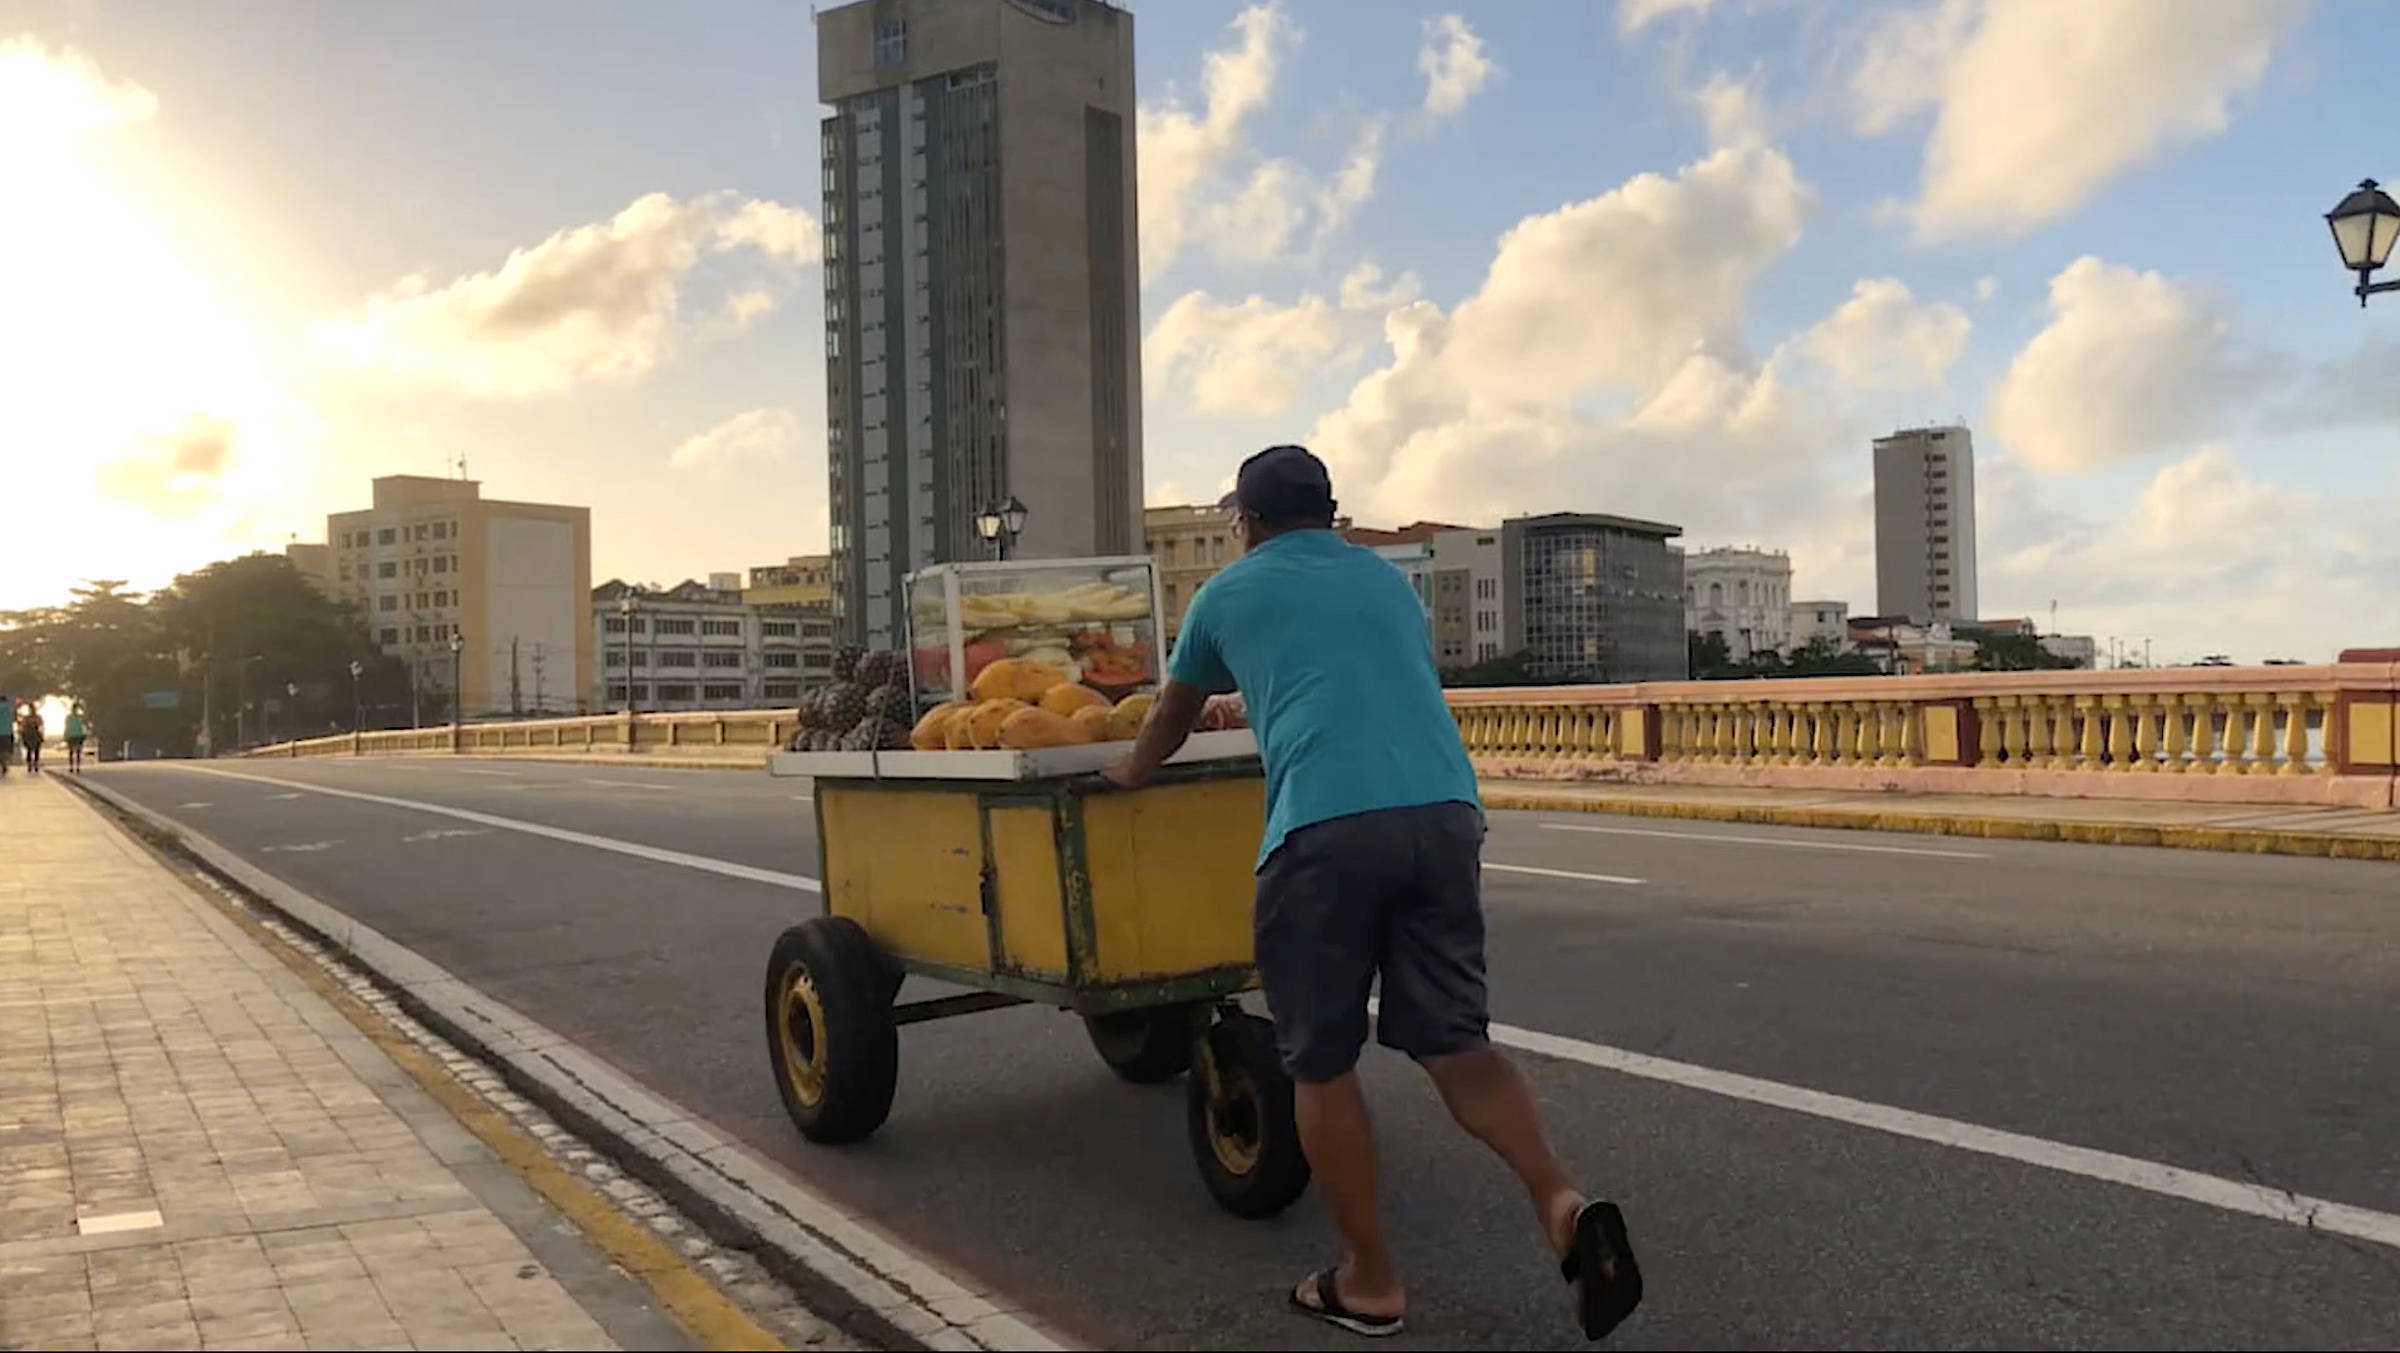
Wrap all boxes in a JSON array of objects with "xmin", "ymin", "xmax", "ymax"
[
  {"xmin": 1480, "ymin": 790, "xmax": 2400, "ymax": 863},
  {"xmin": 99, "ymin": 802, "xmax": 789, "ymax": 1352}
]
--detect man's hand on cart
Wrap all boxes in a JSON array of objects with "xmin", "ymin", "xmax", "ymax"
[{"xmin": 1097, "ymin": 680, "xmax": 1210, "ymax": 791}]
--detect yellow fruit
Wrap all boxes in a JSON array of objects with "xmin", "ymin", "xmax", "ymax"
[
  {"xmin": 998, "ymin": 707, "xmax": 1091, "ymax": 750},
  {"xmin": 964, "ymin": 699, "xmax": 1028, "ymax": 749},
  {"xmin": 968, "ymin": 657, "xmax": 1070, "ymax": 703},
  {"xmin": 1039, "ymin": 683, "xmax": 1109, "ymax": 718},
  {"xmin": 1107, "ymin": 693, "xmax": 1154, "ymax": 741},
  {"xmin": 910, "ymin": 701, "xmax": 971, "ymax": 751},
  {"xmin": 1069, "ymin": 705, "xmax": 1114, "ymax": 742}
]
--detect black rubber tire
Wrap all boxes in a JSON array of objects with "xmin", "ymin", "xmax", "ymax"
[
  {"xmin": 1084, "ymin": 1008, "xmax": 1194, "ymax": 1083},
  {"xmin": 763, "ymin": 917, "xmax": 898, "ymax": 1144},
  {"xmin": 1185, "ymin": 1012, "xmax": 1311, "ymax": 1219}
]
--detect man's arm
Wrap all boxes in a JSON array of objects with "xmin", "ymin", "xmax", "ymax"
[{"xmin": 1101, "ymin": 679, "xmax": 1208, "ymax": 788}]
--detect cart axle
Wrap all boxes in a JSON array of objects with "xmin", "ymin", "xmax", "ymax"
[{"xmin": 894, "ymin": 991, "xmax": 1029, "ymax": 1026}]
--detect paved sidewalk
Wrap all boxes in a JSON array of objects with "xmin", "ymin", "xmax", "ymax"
[
  {"xmin": 1482, "ymin": 778, "xmax": 2400, "ymax": 860},
  {"xmin": 0, "ymin": 774, "xmax": 698, "ymax": 1352}
]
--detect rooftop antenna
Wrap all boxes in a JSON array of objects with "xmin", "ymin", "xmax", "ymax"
[{"xmin": 454, "ymin": 452, "xmax": 469, "ymax": 480}]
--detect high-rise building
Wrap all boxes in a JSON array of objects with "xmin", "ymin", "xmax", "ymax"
[
  {"xmin": 320, "ymin": 476, "xmax": 592, "ymax": 718},
  {"xmin": 1873, "ymin": 424, "xmax": 1978, "ymax": 625},
  {"xmin": 1143, "ymin": 505, "xmax": 1237, "ymax": 642},
  {"xmin": 1502, "ymin": 513, "xmax": 1686, "ymax": 683},
  {"xmin": 817, "ymin": 0, "xmax": 1143, "ymax": 648},
  {"xmin": 1682, "ymin": 546, "xmax": 1794, "ymax": 661}
]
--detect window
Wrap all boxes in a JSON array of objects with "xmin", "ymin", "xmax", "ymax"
[
  {"xmin": 701, "ymin": 619, "xmax": 742, "ymax": 636},
  {"xmin": 763, "ymin": 682, "xmax": 799, "ymax": 701},
  {"xmin": 702, "ymin": 683, "xmax": 744, "ymax": 701},
  {"xmin": 872, "ymin": 18, "xmax": 906, "ymax": 66},
  {"xmin": 338, "ymin": 532, "xmax": 351, "ymax": 548},
  {"xmin": 433, "ymin": 556, "xmax": 449, "ymax": 573},
  {"xmin": 604, "ymin": 617, "xmax": 628, "ymax": 634},
  {"xmin": 377, "ymin": 561, "xmax": 396, "ymax": 579},
  {"xmin": 703, "ymin": 652, "xmax": 742, "ymax": 668},
  {"xmin": 378, "ymin": 528, "xmax": 396, "ymax": 545},
  {"xmin": 761, "ymin": 621, "xmax": 797, "ymax": 638},
  {"xmin": 1210, "ymin": 537, "xmax": 1226, "ymax": 563},
  {"xmin": 659, "ymin": 650, "xmax": 697, "ymax": 668},
  {"xmin": 379, "ymin": 595, "xmax": 397, "ymax": 612},
  {"xmin": 337, "ymin": 563, "xmax": 351, "ymax": 581},
  {"xmin": 380, "ymin": 627, "xmax": 398, "ymax": 644},
  {"xmin": 607, "ymin": 683, "xmax": 630, "ymax": 703},
  {"xmin": 656, "ymin": 683, "xmax": 695, "ymax": 702},
  {"xmin": 656, "ymin": 618, "xmax": 696, "ymax": 636},
  {"xmin": 431, "ymin": 522, "xmax": 447, "ymax": 540},
  {"xmin": 631, "ymin": 652, "xmax": 649, "ymax": 668},
  {"xmin": 803, "ymin": 652, "xmax": 832, "ymax": 670},
  {"xmin": 763, "ymin": 651, "xmax": 799, "ymax": 668}
]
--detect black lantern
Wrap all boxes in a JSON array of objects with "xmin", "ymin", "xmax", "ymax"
[
  {"xmin": 974, "ymin": 504, "xmax": 1004, "ymax": 544},
  {"xmin": 1001, "ymin": 495, "xmax": 1029, "ymax": 539},
  {"xmin": 2326, "ymin": 178, "xmax": 2400, "ymax": 306}
]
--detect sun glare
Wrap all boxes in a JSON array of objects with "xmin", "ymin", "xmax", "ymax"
[{"xmin": 0, "ymin": 38, "xmax": 298, "ymax": 610}]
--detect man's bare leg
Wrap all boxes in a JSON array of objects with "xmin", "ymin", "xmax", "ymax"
[
  {"xmin": 1419, "ymin": 1045, "xmax": 1587, "ymax": 1257},
  {"xmin": 1293, "ymin": 1073, "xmax": 1406, "ymax": 1319}
]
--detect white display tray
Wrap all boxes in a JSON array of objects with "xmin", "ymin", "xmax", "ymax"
[{"xmin": 768, "ymin": 729, "xmax": 1259, "ymax": 782}]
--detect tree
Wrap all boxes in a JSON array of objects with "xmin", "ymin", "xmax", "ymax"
[
  {"xmin": 1960, "ymin": 626, "xmax": 2080, "ymax": 672},
  {"xmin": 150, "ymin": 553, "xmax": 409, "ymax": 749},
  {"xmin": 1688, "ymin": 631, "xmax": 1734, "ymax": 679}
]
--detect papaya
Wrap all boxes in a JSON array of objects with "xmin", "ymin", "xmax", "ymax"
[
  {"xmin": 1106, "ymin": 692, "xmax": 1154, "ymax": 741},
  {"xmin": 1069, "ymin": 704, "xmax": 1114, "ymax": 742},
  {"xmin": 910, "ymin": 701, "xmax": 971, "ymax": 751},
  {"xmin": 963, "ymin": 698, "xmax": 1028, "ymax": 749},
  {"xmin": 1039, "ymin": 683, "xmax": 1109, "ymax": 718},
  {"xmin": 997, "ymin": 706, "xmax": 1093, "ymax": 749},
  {"xmin": 969, "ymin": 656, "xmax": 1075, "ymax": 703}
]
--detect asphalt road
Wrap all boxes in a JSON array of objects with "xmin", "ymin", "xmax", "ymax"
[{"xmin": 87, "ymin": 758, "xmax": 2400, "ymax": 1349}]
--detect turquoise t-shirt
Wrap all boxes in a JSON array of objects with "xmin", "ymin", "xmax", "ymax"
[{"xmin": 1169, "ymin": 529, "xmax": 1480, "ymax": 870}]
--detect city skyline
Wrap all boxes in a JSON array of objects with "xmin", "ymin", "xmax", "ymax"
[{"xmin": 6, "ymin": 1, "xmax": 2398, "ymax": 663}]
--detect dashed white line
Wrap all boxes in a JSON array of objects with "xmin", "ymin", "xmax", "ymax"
[
  {"xmin": 1479, "ymin": 1017, "xmax": 2400, "ymax": 1253},
  {"xmin": 583, "ymin": 778, "xmax": 673, "ymax": 793},
  {"xmin": 1486, "ymin": 863, "xmax": 1645, "ymax": 886},
  {"xmin": 1537, "ymin": 821, "xmax": 1989, "ymax": 859},
  {"xmin": 176, "ymin": 766, "xmax": 820, "ymax": 893},
  {"xmin": 457, "ymin": 768, "xmax": 521, "ymax": 778}
]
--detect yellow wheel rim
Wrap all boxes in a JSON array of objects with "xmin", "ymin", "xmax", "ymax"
[
  {"xmin": 1207, "ymin": 1067, "xmax": 1263, "ymax": 1175},
  {"xmin": 776, "ymin": 968, "xmax": 829, "ymax": 1107}
]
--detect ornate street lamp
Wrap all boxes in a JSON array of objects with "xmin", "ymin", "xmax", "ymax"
[
  {"xmin": 974, "ymin": 503, "xmax": 1005, "ymax": 559},
  {"xmin": 2326, "ymin": 178, "xmax": 2400, "ymax": 306},
  {"xmin": 1001, "ymin": 495, "xmax": 1029, "ymax": 541}
]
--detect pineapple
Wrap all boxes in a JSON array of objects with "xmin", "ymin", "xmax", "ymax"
[{"xmin": 832, "ymin": 646, "xmax": 866, "ymax": 683}]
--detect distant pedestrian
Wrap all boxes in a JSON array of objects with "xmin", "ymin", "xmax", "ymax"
[
  {"xmin": 65, "ymin": 703, "xmax": 88, "ymax": 772},
  {"xmin": 19, "ymin": 704, "xmax": 43, "ymax": 774},
  {"xmin": 0, "ymin": 696, "xmax": 14, "ymax": 775}
]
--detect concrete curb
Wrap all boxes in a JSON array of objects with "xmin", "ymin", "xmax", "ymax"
[
  {"xmin": 64, "ymin": 773, "xmax": 1071, "ymax": 1353},
  {"xmin": 1480, "ymin": 789, "xmax": 2400, "ymax": 863},
  {"xmin": 255, "ymin": 752, "xmax": 772, "ymax": 771}
]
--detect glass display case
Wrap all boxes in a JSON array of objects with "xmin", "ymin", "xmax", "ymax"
[{"xmin": 906, "ymin": 556, "xmax": 1162, "ymax": 707}]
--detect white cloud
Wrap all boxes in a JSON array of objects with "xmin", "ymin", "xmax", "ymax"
[
  {"xmin": 668, "ymin": 407, "xmax": 801, "ymax": 470},
  {"xmin": 1148, "ymin": 267, "xmax": 1416, "ymax": 417},
  {"xmin": 316, "ymin": 192, "xmax": 819, "ymax": 396},
  {"xmin": 1852, "ymin": 0, "xmax": 2305, "ymax": 240},
  {"xmin": 0, "ymin": 36, "xmax": 157, "ymax": 150},
  {"xmin": 1974, "ymin": 275, "xmax": 1998, "ymax": 302},
  {"xmin": 1793, "ymin": 277, "xmax": 1970, "ymax": 393},
  {"xmin": 1617, "ymin": 0, "xmax": 1716, "ymax": 38},
  {"xmin": 1137, "ymin": 4, "xmax": 1298, "ymax": 278},
  {"xmin": 1417, "ymin": 16, "xmax": 1497, "ymax": 123},
  {"xmin": 1987, "ymin": 256, "xmax": 2263, "ymax": 474},
  {"xmin": 1688, "ymin": 70, "xmax": 1768, "ymax": 151}
]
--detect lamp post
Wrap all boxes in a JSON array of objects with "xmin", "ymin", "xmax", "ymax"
[
  {"xmin": 449, "ymin": 633, "xmax": 464, "ymax": 735},
  {"xmin": 284, "ymin": 681, "xmax": 297, "ymax": 743},
  {"xmin": 618, "ymin": 594, "xmax": 637, "ymax": 712},
  {"xmin": 2326, "ymin": 178, "xmax": 2400, "ymax": 306},
  {"xmin": 348, "ymin": 660, "xmax": 363, "ymax": 731},
  {"xmin": 974, "ymin": 496, "xmax": 1029, "ymax": 561},
  {"xmin": 237, "ymin": 654, "xmax": 263, "ymax": 750}
]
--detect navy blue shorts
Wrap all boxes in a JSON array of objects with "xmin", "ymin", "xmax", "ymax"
[{"xmin": 1252, "ymin": 801, "xmax": 1491, "ymax": 1083}]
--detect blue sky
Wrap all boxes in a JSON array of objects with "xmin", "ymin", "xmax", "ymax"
[{"xmin": 5, "ymin": 0, "xmax": 2397, "ymax": 661}]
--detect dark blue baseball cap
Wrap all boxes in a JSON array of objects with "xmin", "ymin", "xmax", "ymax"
[{"xmin": 1218, "ymin": 444, "xmax": 1336, "ymax": 523}]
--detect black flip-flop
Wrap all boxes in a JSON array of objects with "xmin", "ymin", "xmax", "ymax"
[
  {"xmin": 1559, "ymin": 1200, "xmax": 1642, "ymax": 1340},
  {"xmin": 1289, "ymin": 1269, "xmax": 1405, "ymax": 1338}
]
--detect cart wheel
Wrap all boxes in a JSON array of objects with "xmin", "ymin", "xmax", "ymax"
[
  {"xmin": 1186, "ymin": 1011, "xmax": 1310, "ymax": 1219},
  {"xmin": 763, "ymin": 917, "xmax": 898, "ymax": 1144},
  {"xmin": 1084, "ymin": 1008, "xmax": 1194, "ymax": 1083}
]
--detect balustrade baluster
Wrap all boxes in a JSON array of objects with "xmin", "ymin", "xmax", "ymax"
[
  {"xmin": 2132, "ymin": 698, "xmax": 2161, "ymax": 773},
  {"xmin": 2161, "ymin": 694, "xmax": 2187, "ymax": 773},
  {"xmin": 2276, "ymin": 693, "xmax": 2309, "ymax": 775},
  {"xmin": 1972, "ymin": 698, "xmax": 2002, "ymax": 767},
  {"xmin": 2248, "ymin": 693, "xmax": 2277, "ymax": 772}
]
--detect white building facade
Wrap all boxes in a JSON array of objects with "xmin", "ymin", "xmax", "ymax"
[
  {"xmin": 1789, "ymin": 599, "xmax": 1851, "ymax": 651},
  {"xmin": 594, "ymin": 579, "xmax": 837, "ymax": 711},
  {"xmin": 1683, "ymin": 547, "xmax": 1794, "ymax": 661}
]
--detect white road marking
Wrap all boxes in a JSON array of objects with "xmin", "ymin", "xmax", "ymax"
[
  {"xmin": 177, "ymin": 801, "xmax": 211, "ymax": 809},
  {"xmin": 402, "ymin": 828, "xmax": 490, "ymax": 843},
  {"xmin": 77, "ymin": 1209, "xmax": 163, "ymax": 1236},
  {"xmin": 178, "ymin": 766, "xmax": 821, "ymax": 893},
  {"xmin": 1481, "ymin": 1017, "xmax": 2400, "ymax": 1253},
  {"xmin": 583, "ymin": 778, "xmax": 673, "ymax": 792},
  {"xmin": 457, "ymin": 768, "xmax": 521, "ymax": 778},
  {"xmin": 267, "ymin": 792, "xmax": 302, "ymax": 800},
  {"xmin": 790, "ymin": 793, "xmax": 814, "ymax": 803},
  {"xmin": 1486, "ymin": 862, "xmax": 1645, "ymax": 886},
  {"xmin": 259, "ymin": 841, "xmax": 340, "ymax": 854},
  {"xmin": 1538, "ymin": 821, "xmax": 1989, "ymax": 859}
]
